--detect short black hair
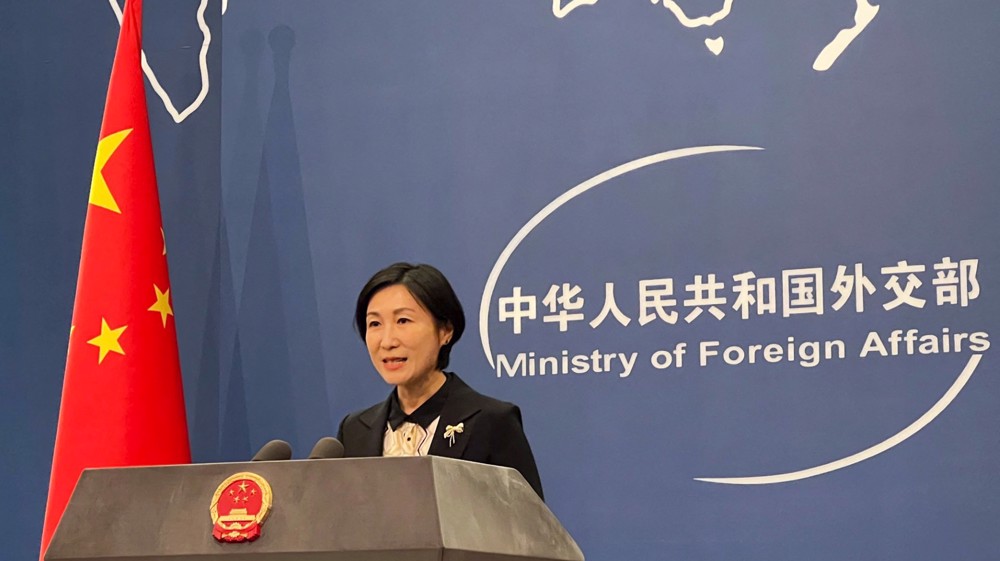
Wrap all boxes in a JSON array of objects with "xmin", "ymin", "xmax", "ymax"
[{"xmin": 355, "ymin": 263, "xmax": 465, "ymax": 370}]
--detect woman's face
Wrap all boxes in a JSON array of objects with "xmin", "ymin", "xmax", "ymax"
[{"xmin": 365, "ymin": 284, "xmax": 453, "ymax": 389}]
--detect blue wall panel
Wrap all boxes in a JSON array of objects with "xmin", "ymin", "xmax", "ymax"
[{"xmin": 3, "ymin": 1, "xmax": 998, "ymax": 560}]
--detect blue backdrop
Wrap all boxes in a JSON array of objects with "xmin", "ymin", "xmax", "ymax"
[{"xmin": 3, "ymin": 1, "xmax": 999, "ymax": 560}]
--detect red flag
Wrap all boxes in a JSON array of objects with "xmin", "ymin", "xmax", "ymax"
[{"xmin": 39, "ymin": 0, "xmax": 191, "ymax": 557}]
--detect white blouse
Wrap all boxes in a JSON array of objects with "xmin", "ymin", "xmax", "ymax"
[{"xmin": 383, "ymin": 417, "xmax": 441, "ymax": 456}]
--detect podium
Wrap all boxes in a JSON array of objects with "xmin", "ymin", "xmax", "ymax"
[{"xmin": 45, "ymin": 456, "xmax": 584, "ymax": 561}]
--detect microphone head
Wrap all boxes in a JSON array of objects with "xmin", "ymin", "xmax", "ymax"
[
  {"xmin": 308, "ymin": 437, "xmax": 345, "ymax": 459},
  {"xmin": 251, "ymin": 439, "xmax": 293, "ymax": 461}
]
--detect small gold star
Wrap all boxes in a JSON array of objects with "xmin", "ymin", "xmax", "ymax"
[
  {"xmin": 86, "ymin": 318, "xmax": 127, "ymax": 364},
  {"xmin": 147, "ymin": 284, "xmax": 174, "ymax": 327}
]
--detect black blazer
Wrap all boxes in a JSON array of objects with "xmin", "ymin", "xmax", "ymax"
[{"xmin": 337, "ymin": 373, "xmax": 544, "ymax": 499}]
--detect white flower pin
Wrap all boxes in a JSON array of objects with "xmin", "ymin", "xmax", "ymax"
[{"xmin": 443, "ymin": 423, "xmax": 464, "ymax": 447}]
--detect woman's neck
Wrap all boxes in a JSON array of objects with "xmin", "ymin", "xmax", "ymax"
[{"xmin": 397, "ymin": 370, "xmax": 447, "ymax": 414}]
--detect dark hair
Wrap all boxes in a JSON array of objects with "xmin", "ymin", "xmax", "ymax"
[{"xmin": 355, "ymin": 263, "xmax": 466, "ymax": 370}]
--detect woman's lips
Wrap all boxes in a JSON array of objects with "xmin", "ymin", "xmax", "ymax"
[{"xmin": 382, "ymin": 357, "xmax": 406, "ymax": 371}]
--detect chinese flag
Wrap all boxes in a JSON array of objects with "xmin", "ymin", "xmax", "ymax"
[{"xmin": 39, "ymin": 0, "xmax": 191, "ymax": 558}]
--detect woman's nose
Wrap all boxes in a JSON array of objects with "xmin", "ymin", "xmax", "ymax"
[{"xmin": 380, "ymin": 325, "xmax": 399, "ymax": 348}]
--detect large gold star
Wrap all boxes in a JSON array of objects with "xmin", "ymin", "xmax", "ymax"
[
  {"xmin": 147, "ymin": 284, "xmax": 174, "ymax": 327},
  {"xmin": 89, "ymin": 128, "xmax": 133, "ymax": 214},
  {"xmin": 86, "ymin": 317, "xmax": 127, "ymax": 364}
]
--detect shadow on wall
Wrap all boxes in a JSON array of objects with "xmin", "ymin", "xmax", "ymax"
[{"xmin": 193, "ymin": 25, "xmax": 332, "ymax": 462}]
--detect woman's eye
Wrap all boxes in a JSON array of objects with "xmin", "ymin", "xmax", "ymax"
[
  {"xmin": 397, "ymin": 318, "xmax": 410, "ymax": 324},
  {"xmin": 368, "ymin": 321, "xmax": 380, "ymax": 328}
]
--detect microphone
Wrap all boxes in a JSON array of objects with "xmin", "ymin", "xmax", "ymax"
[
  {"xmin": 251, "ymin": 439, "xmax": 293, "ymax": 461},
  {"xmin": 307, "ymin": 437, "xmax": 345, "ymax": 459}
]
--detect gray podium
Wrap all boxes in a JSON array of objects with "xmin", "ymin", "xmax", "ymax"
[{"xmin": 45, "ymin": 456, "xmax": 584, "ymax": 561}]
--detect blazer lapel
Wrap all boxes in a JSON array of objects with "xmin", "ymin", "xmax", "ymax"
[
  {"xmin": 428, "ymin": 377, "xmax": 481, "ymax": 459},
  {"xmin": 357, "ymin": 396, "xmax": 391, "ymax": 457}
]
